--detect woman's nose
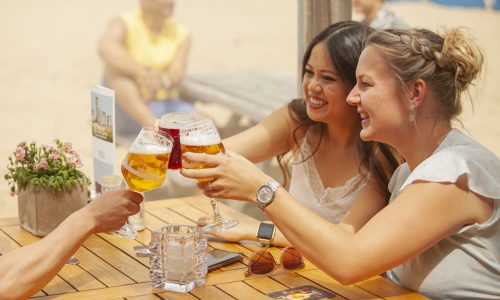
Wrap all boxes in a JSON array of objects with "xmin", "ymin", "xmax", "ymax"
[
  {"xmin": 307, "ymin": 78, "xmax": 321, "ymax": 92},
  {"xmin": 346, "ymin": 87, "xmax": 360, "ymax": 106}
]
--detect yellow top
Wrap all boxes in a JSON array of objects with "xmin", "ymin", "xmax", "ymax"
[{"xmin": 121, "ymin": 10, "xmax": 188, "ymax": 99}]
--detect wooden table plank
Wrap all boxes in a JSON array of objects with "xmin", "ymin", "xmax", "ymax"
[
  {"xmin": 31, "ymin": 282, "xmax": 154, "ymax": 300},
  {"xmin": 154, "ymin": 291, "xmax": 199, "ymax": 299},
  {"xmin": 244, "ymin": 276, "xmax": 288, "ymax": 294},
  {"xmin": 0, "ymin": 228, "xmax": 21, "ymax": 255},
  {"xmin": 0, "ymin": 217, "xmax": 19, "ymax": 227},
  {"xmin": 97, "ymin": 233, "xmax": 149, "ymax": 267},
  {"xmin": 217, "ymin": 281, "xmax": 269, "ymax": 300},
  {"xmin": 190, "ymin": 285, "xmax": 236, "ymax": 300},
  {"xmin": 83, "ymin": 235, "xmax": 150, "ymax": 283},
  {"xmin": 298, "ymin": 269, "xmax": 381, "ymax": 300},
  {"xmin": 72, "ymin": 245, "xmax": 135, "ymax": 287},
  {"xmin": 125, "ymin": 294, "xmax": 162, "ymax": 300},
  {"xmin": 355, "ymin": 276, "xmax": 429, "ymax": 299},
  {"xmin": 272, "ymin": 273, "xmax": 348, "ymax": 300}
]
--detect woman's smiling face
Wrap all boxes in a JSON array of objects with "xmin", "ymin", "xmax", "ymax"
[
  {"xmin": 302, "ymin": 42, "xmax": 359, "ymax": 125},
  {"xmin": 347, "ymin": 45, "xmax": 409, "ymax": 145}
]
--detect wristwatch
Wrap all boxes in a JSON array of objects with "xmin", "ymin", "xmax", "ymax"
[
  {"xmin": 256, "ymin": 180, "xmax": 280, "ymax": 210},
  {"xmin": 256, "ymin": 222, "xmax": 276, "ymax": 245}
]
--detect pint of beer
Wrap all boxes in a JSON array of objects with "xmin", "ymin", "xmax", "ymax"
[{"xmin": 159, "ymin": 113, "xmax": 195, "ymax": 170}]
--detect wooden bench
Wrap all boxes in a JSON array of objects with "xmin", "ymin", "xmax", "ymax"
[{"xmin": 180, "ymin": 69, "xmax": 298, "ymax": 135}]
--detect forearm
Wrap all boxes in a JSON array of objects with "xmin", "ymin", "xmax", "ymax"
[
  {"xmin": 0, "ymin": 209, "xmax": 94, "ymax": 299},
  {"xmin": 263, "ymin": 189, "xmax": 364, "ymax": 284}
]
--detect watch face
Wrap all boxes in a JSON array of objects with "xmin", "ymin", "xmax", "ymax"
[
  {"xmin": 258, "ymin": 185, "xmax": 273, "ymax": 203},
  {"xmin": 257, "ymin": 223, "xmax": 275, "ymax": 240}
]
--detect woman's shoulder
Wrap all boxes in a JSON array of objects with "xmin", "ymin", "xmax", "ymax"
[{"xmin": 406, "ymin": 129, "xmax": 500, "ymax": 199}]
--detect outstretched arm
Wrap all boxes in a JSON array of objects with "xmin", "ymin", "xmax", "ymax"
[
  {"xmin": 0, "ymin": 190, "xmax": 142, "ymax": 300},
  {"xmin": 181, "ymin": 152, "xmax": 492, "ymax": 284},
  {"xmin": 223, "ymin": 105, "xmax": 301, "ymax": 163}
]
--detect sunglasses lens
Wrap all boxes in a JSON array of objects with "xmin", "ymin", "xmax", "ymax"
[
  {"xmin": 282, "ymin": 247, "xmax": 303, "ymax": 270},
  {"xmin": 249, "ymin": 251, "xmax": 275, "ymax": 275}
]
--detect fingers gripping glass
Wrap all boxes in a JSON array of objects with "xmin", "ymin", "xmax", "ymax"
[
  {"xmin": 180, "ymin": 118, "xmax": 238, "ymax": 232},
  {"xmin": 245, "ymin": 246, "xmax": 304, "ymax": 277},
  {"xmin": 120, "ymin": 127, "xmax": 173, "ymax": 239}
]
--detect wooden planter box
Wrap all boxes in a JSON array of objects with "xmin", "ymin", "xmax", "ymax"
[{"xmin": 17, "ymin": 184, "xmax": 88, "ymax": 237}]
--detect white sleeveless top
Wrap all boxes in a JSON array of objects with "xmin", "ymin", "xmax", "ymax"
[
  {"xmin": 288, "ymin": 131, "xmax": 367, "ymax": 223},
  {"xmin": 387, "ymin": 129, "xmax": 500, "ymax": 299}
]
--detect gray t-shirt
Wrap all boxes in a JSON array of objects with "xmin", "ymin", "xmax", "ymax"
[{"xmin": 387, "ymin": 129, "xmax": 500, "ymax": 299}]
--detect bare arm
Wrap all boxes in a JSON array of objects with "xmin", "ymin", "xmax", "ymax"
[
  {"xmin": 164, "ymin": 34, "xmax": 191, "ymax": 87},
  {"xmin": 181, "ymin": 152, "xmax": 493, "ymax": 285},
  {"xmin": 98, "ymin": 16, "xmax": 145, "ymax": 79},
  {"xmin": 0, "ymin": 190, "xmax": 142, "ymax": 299},
  {"xmin": 224, "ymin": 105, "xmax": 299, "ymax": 163}
]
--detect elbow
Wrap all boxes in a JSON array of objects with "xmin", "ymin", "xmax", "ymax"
[{"xmin": 319, "ymin": 256, "xmax": 370, "ymax": 286}]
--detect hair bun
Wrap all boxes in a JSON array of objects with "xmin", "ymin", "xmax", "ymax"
[{"xmin": 439, "ymin": 28, "xmax": 483, "ymax": 92}]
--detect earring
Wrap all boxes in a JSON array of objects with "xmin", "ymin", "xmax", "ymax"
[{"xmin": 409, "ymin": 105, "xmax": 417, "ymax": 122}]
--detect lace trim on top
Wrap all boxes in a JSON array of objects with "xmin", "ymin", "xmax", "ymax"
[{"xmin": 291, "ymin": 132, "xmax": 367, "ymax": 205}]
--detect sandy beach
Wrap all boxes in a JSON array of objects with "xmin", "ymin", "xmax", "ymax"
[{"xmin": 0, "ymin": 0, "xmax": 498, "ymax": 218}]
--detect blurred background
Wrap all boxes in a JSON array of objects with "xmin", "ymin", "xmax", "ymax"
[{"xmin": 0, "ymin": 0, "xmax": 499, "ymax": 218}]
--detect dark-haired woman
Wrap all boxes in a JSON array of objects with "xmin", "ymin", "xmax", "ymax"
[{"xmin": 211, "ymin": 21, "xmax": 400, "ymax": 246}]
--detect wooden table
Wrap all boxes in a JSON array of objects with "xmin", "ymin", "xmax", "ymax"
[{"xmin": 0, "ymin": 196, "xmax": 429, "ymax": 299}]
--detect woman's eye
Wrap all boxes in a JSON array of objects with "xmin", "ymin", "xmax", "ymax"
[
  {"xmin": 304, "ymin": 69, "xmax": 313, "ymax": 76},
  {"xmin": 323, "ymin": 76, "xmax": 335, "ymax": 81}
]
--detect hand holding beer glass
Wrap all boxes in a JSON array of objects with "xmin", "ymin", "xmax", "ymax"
[
  {"xmin": 121, "ymin": 127, "xmax": 173, "ymax": 238},
  {"xmin": 180, "ymin": 118, "xmax": 238, "ymax": 232}
]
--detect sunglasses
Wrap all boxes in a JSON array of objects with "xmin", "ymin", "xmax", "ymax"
[{"xmin": 245, "ymin": 245, "xmax": 304, "ymax": 277}]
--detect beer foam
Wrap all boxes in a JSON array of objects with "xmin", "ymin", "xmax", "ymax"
[
  {"xmin": 129, "ymin": 143, "xmax": 171, "ymax": 154},
  {"xmin": 180, "ymin": 134, "xmax": 221, "ymax": 146}
]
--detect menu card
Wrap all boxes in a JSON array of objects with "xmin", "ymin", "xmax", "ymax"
[{"xmin": 91, "ymin": 85, "xmax": 116, "ymax": 194}]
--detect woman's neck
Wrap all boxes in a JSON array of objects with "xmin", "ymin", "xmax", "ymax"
[
  {"xmin": 324, "ymin": 119, "xmax": 360, "ymax": 149},
  {"xmin": 397, "ymin": 122, "xmax": 452, "ymax": 171}
]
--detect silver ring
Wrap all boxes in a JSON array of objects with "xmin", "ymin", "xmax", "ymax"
[{"xmin": 207, "ymin": 181, "xmax": 214, "ymax": 191}]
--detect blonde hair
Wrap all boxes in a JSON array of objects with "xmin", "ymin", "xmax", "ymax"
[{"xmin": 366, "ymin": 27, "xmax": 483, "ymax": 121}]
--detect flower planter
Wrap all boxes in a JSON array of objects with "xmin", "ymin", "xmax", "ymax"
[{"xmin": 17, "ymin": 184, "xmax": 88, "ymax": 237}]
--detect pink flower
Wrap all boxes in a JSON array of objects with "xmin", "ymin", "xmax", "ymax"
[
  {"xmin": 45, "ymin": 143, "xmax": 57, "ymax": 151},
  {"xmin": 67, "ymin": 155, "xmax": 82, "ymax": 168},
  {"xmin": 39, "ymin": 158, "xmax": 48, "ymax": 170},
  {"xmin": 17, "ymin": 141, "xmax": 26, "ymax": 148},
  {"xmin": 14, "ymin": 147, "xmax": 26, "ymax": 162},
  {"xmin": 63, "ymin": 142, "xmax": 73, "ymax": 153},
  {"xmin": 50, "ymin": 152, "xmax": 60, "ymax": 160}
]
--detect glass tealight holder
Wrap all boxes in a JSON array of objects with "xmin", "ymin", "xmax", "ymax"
[{"xmin": 149, "ymin": 224, "xmax": 207, "ymax": 293}]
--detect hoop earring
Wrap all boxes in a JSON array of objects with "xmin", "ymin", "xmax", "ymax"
[{"xmin": 409, "ymin": 105, "xmax": 417, "ymax": 122}]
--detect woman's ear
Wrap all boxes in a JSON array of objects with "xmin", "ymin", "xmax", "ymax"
[{"xmin": 409, "ymin": 79, "xmax": 426, "ymax": 109}]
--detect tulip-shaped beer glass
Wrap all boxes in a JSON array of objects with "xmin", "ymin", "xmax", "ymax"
[
  {"xmin": 121, "ymin": 127, "xmax": 173, "ymax": 238},
  {"xmin": 180, "ymin": 118, "xmax": 238, "ymax": 232}
]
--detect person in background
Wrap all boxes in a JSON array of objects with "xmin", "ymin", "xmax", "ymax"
[
  {"xmin": 201, "ymin": 21, "xmax": 400, "ymax": 246},
  {"xmin": 98, "ymin": 0, "xmax": 195, "ymax": 136},
  {"xmin": 353, "ymin": 0, "xmax": 407, "ymax": 29},
  {"xmin": 182, "ymin": 27, "xmax": 499, "ymax": 299},
  {"xmin": 0, "ymin": 190, "xmax": 143, "ymax": 299}
]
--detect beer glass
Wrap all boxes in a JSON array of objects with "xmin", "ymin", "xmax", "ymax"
[
  {"xmin": 159, "ymin": 112, "xmax": 196, "ymax": 170},
  {"xmin": 121, "ymin": 127, "xmax": 173, "ymax": 238},
  {"xmin": 180, "ymin": 118, "xmax": 238, "ymax": 232}
]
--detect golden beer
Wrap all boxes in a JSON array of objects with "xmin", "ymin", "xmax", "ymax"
[
  {"xmin": 121, "ymin": 150, "xmax": 171, "ymax": 192},
  {"xmin": 181, "ymin": 142, "xmax": 225, "ymax": 186}
]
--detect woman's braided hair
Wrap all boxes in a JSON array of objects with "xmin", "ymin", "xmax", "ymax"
[{"xmin": 366, "ymin": 27, "xmax": 483, "ymax": 121}]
